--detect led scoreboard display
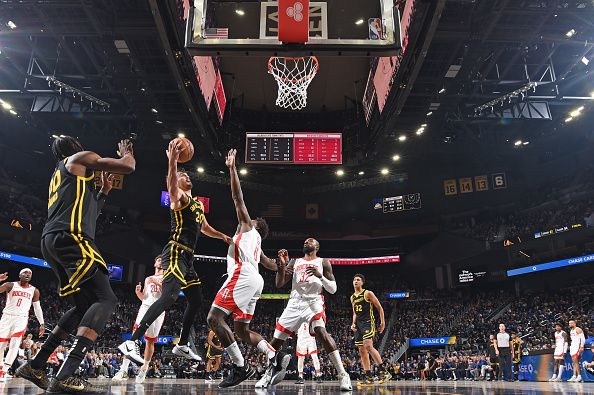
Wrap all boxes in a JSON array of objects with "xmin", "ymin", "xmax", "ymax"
[
  {"xmin": 245, "ymin": 133, "xmax": 342, "ymax": 164},
  {"xmin": 382, "ymin": 193, "xmax": 422, "ymax": 213}
]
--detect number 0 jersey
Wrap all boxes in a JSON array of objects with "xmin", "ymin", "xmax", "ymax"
[
  {"xmin": 2, "ymin": 282, "xmax": 35, "ymax": 317},
  {"xmin": 290, "ymin": 257, "xmax": 324, "ymax": 300},
  {"xmin": 43, "ymin": 158, "xmax": 102, "ymax": 240}
]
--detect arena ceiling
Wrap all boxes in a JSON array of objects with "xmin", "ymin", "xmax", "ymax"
[{"xmin": 0, "ymin": 0, "xmax": 592, "ymax": 187}]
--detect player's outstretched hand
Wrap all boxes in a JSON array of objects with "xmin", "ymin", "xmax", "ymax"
[
  {"xmin": 166, "ymin": 139, "xmax": 182, "ymax": 162},
  {"xmin": 135, "ymin": 282, "xmax": 142, "ymax": 293},
  {"xmin": 100, "ymin": 172, "xmax": 115, "ymax": 194},
  {"xmin": 277, "ymin": 249, "xmax": 289, "ymax": 265},
  {"xmin": 225, "ymin": 149, "xmax": 237, "ymax": 168},
  {"xmin": 305, "ymin": 266, "xmax": 322, "ymax": 279},
  {"xmin": 350, "ymin": 323, "xmax": 357, "ymax": 332},
  {"xmin": 0, "ymin": 272, "xmax": 7, "ymax": 282},
  {"xmin": 39, "ymin": 324, "xmax": 45, "ymax": 337},
  {"xmin": 378, "ymin": 321, "xmax": 385, "ymax": 334},
  {"xmin": 223, "ymin": 235, "xmax": 233, "ymax": 245},
  {"xmin": 117, "ymin": 139, "xmax": 134, "ymax": 158}
]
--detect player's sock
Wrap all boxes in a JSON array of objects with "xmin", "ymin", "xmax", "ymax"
[
  {"xmin": 31, "ymin": 333, "xmax": 63, "ymax": 370},
  {"xmin": 142, "ymin": 360, "xmax": 150, "ymax": 370},
  {"xmin": 312, "ymin": 353, "xmax": 321, "ymax": 372},
  {"xmin": 56, "ymin": 336, "xmax": 94, "ymax": 380},
  {"xmin": 257, "ymin": 340, "xmax": 276, "ymax": 360},
  {"xmin": 5, "ymin": 339, "xmax": 20, "ymax": 367},
  {"xmin": 328, "ymin": 350, "xmax": 346, "ymax": 375},
  {"xmin": 225, "ymin": 342, "xmax": 245, "ymax": 367},
  {"xmin": 298, "ymin": 356, "xmax": 304, "ymax": 375},
  {"xmin": 120, "ymin": 358, "xmax": 131, "ymax": 373},
  {"xmin": 0, "ymin": 343, "xmax": 6, "ymax": 367}
]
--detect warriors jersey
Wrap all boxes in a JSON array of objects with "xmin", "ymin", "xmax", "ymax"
[
  {"xmin": 141, "ymin": 274, "xmax": 163, "ymax": 306},
  {"xmin": 351, "ymin": 289, "xmax": 375, "ymax": 326},
  {"xmin": 170, "ymin": 195, "xmax": 205, "ymax": 250},
  {"xmin": 2, "ymin": 282, "xmax": 35, "ymax": 317},
  {"xmin": 290, "ymin": 257, "xmax": 324, "ymax": 300},
  {"xmin": 43, "ymin": 158, "xmax": 103, "ymax": 240}
]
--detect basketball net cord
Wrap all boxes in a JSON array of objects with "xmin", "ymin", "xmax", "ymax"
[{"xmin": 268, "ymin": 56, "xmax": 319, "ymax": 110}]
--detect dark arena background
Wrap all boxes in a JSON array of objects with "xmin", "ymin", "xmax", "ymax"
[{"xmin": 0, "ymin": 0, "xmax": 594, "ymax": 394}]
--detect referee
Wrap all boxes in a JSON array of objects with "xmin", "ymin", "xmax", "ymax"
[{"xmin": 496, "ymin": 323, "xmax": 512, "ymax": 381}]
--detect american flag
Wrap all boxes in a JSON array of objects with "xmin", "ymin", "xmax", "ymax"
[
  {"xmin": 261, "ymin": 204, "xmax": 284, "ymax": 218},
  {"xmin": 204, "ymin": 28, "xmax": 229, "ymax": 39}
]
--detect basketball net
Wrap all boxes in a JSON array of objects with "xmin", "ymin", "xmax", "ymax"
[{"xmin": 268, "ymin": 56, "xmax": 319, "ymax": 110}]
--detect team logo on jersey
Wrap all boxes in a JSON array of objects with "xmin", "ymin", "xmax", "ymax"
[{"xmin": 220, "ymin": 288, "xmax": 230, "ymax": 299}]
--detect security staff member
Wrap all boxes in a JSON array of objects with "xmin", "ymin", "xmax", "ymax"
[{"xmin": 495, "ymin": 323, "xmax": 512, "ymax": 381}]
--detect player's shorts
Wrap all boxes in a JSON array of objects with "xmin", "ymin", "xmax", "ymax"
[
  {"xmin": 133, "ymin": 304, "xmax": 165, "ymax": 342},
  {"xmin": 206, "ymin": 344, "xmax": 223, "ymax": 360},
  {"xmin": 554, "ymin": 346, "xmax": 565, "ymax": 360},
  {"xmin": 213, "ymin": 265, "xmax": 263, "ymax": 322},
  {"xmin": 354, "ymin": 320, "xmax": 375, "ymax": 347},
  {"xmin": 274, "ymin": 297, "xmax": 326, "ymax": 340},
  {"xmin": 0, "ymin": 314, "xmax": 28, "ymax": 343},
  {"xmin": 296, "ymin": 337, "xmax": 318, "ymax": 357},
  {"xmin": 570, "ymin": 346, "xmax": 582, "ymax": 358},
  {"xmin": 41, "ymin": 231, "xmax": 108, "ymax": 297},
  {"xmin": 161, "ymin": 241, "xmax": 201, "ymax": 289}
]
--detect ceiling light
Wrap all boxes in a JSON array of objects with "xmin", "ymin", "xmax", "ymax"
[
  {"xmin": 514, "ymin": 140, "xmax": 522, "ymax": 146},
  {"xmin": 421, "ymin": 123, "xmax": 427, "ymax": 127},
  {"xmin": 177, "ymin": 132, "xmax": 186, "ymax": 138},
  {"xmin": 380, "ymin": 168, "xmax": 389, "ymax": 175},
  {"xmin": 51, "ymin": 134, "xmax": 59, "ymax": 138},
  {"xmin": 523, "ymin": 141, "xmax": 529, "ymax": 145},
  {"xmin": 582, "ymin": 57, "xmax": 590, "ymax": 66},
  {"xmin": 569, "ymin": 107, "xmax": 584, "ymax": 117},
  {"xmin": 1, "ymin": 101, "xmax": 13, "ymax": 110},
  {"xmin": 416, "ymin": 129, "xmax": 424, "ymax": 136},
  {"xmin": 565, "ymin": 117, "xmax": 573, "ymax": 123},
  {"xmin": 566, "ymin": 29, "xmax": 576, "ymax": 37},
  {"xmin": 591, "ymin": 90, "xmax": 594, "ymax": 98},
  {"xmin": 156, "ymin": 120, "xmax": 163, "ymax": 124},
  {"xmin": 140, "ymin": 87, "xmax": 146, "ymax": 92},
  {"xmin": 358, "ymin": 171, "xmax": 365, "ymax": 175},
  {"xmin": 438, "ymin": 88, "xmax": 446, "ymax": 94},
  {"xmin": 398, "ymin": 135, "xmax": 407, "ymax": 142},
  {"xmin": 7, "ymin": 21, "xmax": 17, "ymax": 30},
  {"xmin": 426, "ymin": 111, "xmax": 433, "ymax": 116},
  {"xmin": 197, "ymin": 167, "xmax": 204, "ymax": 173},
  {"xmin": 355, "ymin": 19, "xmax": 365, "ymax": 25},
  {"xmin": 60, "ymin": 134, "xmax": 66, "ymax": 137},
  {"xmin": 336, "ymin": 169, "xmax": 344, "ymax": 176},
  {"xmin": 235, "ymin": 9, "xmax": 245, "ymax": 16},
  {"xmin": 239, "ymin": 168, "xmax": 248, "ymax": 175},
  {"xmin": 151, "ymin": 108, "xmax": 158, "ymax": 113},
  {"xmin": 8, "ymin": 109, "xmax": 16, "ymax": 115},
  {"xmin": 392, "ymin": 155, "xmax": 400, "ymax": 161}
]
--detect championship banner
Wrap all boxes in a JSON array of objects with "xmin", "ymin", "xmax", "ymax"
[
  {"xmin": 519, "ymin": 350, "xmax": 593, "ymax": 382},
  {"xmin": 409, "ymin": 336, "xmax": 456, "ymax": 347},
  {"xmin": 475, "ymin": 175, "xmax": 489, "ymax": 191},
  {"xmin": 443, "ymin": 179, "xmax": 457, "ymax": 196},
  {"xmin": 459, "ymin": 177, "xmax": 473, "ymax": 194}
]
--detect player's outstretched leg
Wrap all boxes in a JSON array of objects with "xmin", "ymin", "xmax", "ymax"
[{"xmin": 314, "ymin": 326, "xmax": 352, "ymax": 391}]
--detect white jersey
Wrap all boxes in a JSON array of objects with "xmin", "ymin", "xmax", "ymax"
[
  {"xmin": 570, "ymin": 328, "xmax": 585, "ymax": 354},
  {"xmin": 290, "ymin": 257, "xmax": 324, "ymax": 300},
  {"xmin": 554, "ymin": 330, "xmax": 567, "ymax": 356},
  {"xmin": 298, "ymin": 322, "xmax": 315, "ymax": 341},
  {"xmin": 3, "ymin": 282, "xmax": 35, "ymax": 317},
  {"xmin": 142, "ymin": 274, "xmax": 163, "ymax": 306},
  {"xmin": 226, "ymin": 227, "xmax": 261, "ymax": 275}
]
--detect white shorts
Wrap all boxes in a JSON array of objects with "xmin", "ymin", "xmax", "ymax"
[
  {"xmin": 570, "ymin": 346, "xmax": 582, "ymax": 358},
  {"xmin": 553, "ymin": 346, "xmax": 565, "ymax": 360},
  {"xmin": 213, "ymin": 268, "xmax": 264, "ymax": 322},
  {"xmin": 0, "ymin": 313, "xmax": 28, "ymax": 343},
  {"xmin": 274, "ymin": 298, "xmax": 326, "ymax": 340},
  {"xmin": 133, "ymin": 304, "xmax": 165, "ymax": 342},
  {"xmin": 296, "ymin": 337, "xmax": 318, "ymax": 357}
]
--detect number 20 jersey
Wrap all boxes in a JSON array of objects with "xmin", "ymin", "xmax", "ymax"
[{"xmin": 290, "ymin": 257, "xmax": 324, "ymax": 300}]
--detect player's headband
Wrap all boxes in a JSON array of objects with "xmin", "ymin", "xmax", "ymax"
[{"xmin": 20, "ymin": 268, "xmax": 32, "ymax": 275}]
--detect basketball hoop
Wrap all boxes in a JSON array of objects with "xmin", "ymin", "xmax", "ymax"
[{"xmin": 268, "ymin": 56, "xmax": 319, "ymax": 110}]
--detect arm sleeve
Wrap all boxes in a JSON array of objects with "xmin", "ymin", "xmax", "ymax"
[
  {"xmin": 32, "ymin": 301, "xmax": 44, "ymax": 325},
  {"xmin": 320, "ymin": 276, "xmax": 337, "ymax": 294}
]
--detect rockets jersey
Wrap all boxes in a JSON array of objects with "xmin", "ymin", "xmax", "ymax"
[
  {"xmin": 297, "ymin": 322, "xmax": 315, "ymax": 341},
  {"xmin": 554, "ymin": 331, "xmax": 567, "ymax": 353},
  {"xmin": 226, "ymin": 227, "xmax": 261, "ymax": 274},
  {"xmin": 142, "ymin": 274, "xmax": 163, "ymax": 306},
  {"xmin": 290, "ymin": 257, "xmax": 324, "ymax": 300},
  {"xmin": 3, "ymin": 282, "xmax": 35, "ymax": 317}
]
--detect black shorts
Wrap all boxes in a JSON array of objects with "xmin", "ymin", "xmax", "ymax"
[
  {"xmin": 161, "ymin": 242, "xmax": 201, "ymax": 289},
  {"xmin": 206, "ymin": 344, "xmax": 223, "ymax": 359},
  {"xmin": 354, "ymin": 321, "xmax": 376, "ymax": 347},
  {"xmin": 41, "ymin": 231, "xmax": 108, "ymax": 297}
]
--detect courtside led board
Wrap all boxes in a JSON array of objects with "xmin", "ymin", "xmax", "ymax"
[{"xmin": 245, "ymin": 132, "xmax": 342, "ymax": 164}]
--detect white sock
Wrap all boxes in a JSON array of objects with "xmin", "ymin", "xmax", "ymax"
[
  {"xmin": 0, "ymin": 344, "xmax": 6, "ymax": 367},
  {"xmin": 256, "ymin": 339, "xmax": 276, "ymax": 360},
  {"xmin": 312, "ymin": 353, "xmax": 321, "ymax": 372},
  {"xmin": 298, "ymin": 356, "xmax": 304, "ymax": 376},
  {"xmin": 141, "ymin": 360, "xmax": 150, "ymax": 370},
  {"xmin": 4, "ymin": 339, "xmax": 20, "ymax": 366},
  {"xmin": 225, "ymin": 342, "xmax": 245, "ymax": 367},
  {"xmin": 120, "ymin": 358, "xmax": 131, "ymax": 373},
  {"xmin": 328, "ymin": 350, "xmax": 346, "ymax": 375}
]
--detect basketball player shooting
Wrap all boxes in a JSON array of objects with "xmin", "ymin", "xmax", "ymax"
[
  {"xmin": 114, "ymin": 255, "xmax": 164, "ymax": 383},
  {"xmin": 16, "ymin": 136, "xmax": 135, "ymax": 394},
  {"xmin": 119, "ymin": 139, "xmax": 232, "ymax": 366},
  {"xmin": 255, "ymin": 239, "xmax": 353, "ymax": 391},
  {"xmin": 206, "ymin": 148, "xmax": 283, "ymax": 389},
  {"xmin": 351, "ymin": 274, "xmax": 390, "ymax": 385},
  {"xmin": 0, "ymin": 269, "xmax": 44, "ymax": 381}
]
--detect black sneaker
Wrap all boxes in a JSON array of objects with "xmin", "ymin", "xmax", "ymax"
[
  {"xmin": 295, "ymin": 377, "xmax": 305, "ymax": 384},
  {"xmin": 218, "ymin": 364, "xmax": 255, "ymax": 388},
  {"xmin": 269, "ymin": 351, "xmax": 291, "ymax": 385},
  {"xmin": 47, "ymin": 376, "xmax": 109, "ymax": 394},
  {"xmin": 15, "ymin": 362, "xmax": 50, "ymax": 390}
]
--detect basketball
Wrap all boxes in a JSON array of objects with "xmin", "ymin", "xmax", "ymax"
[{"xmin": 172, "ymin": 137, "xmax": 194, "ymax": 163}]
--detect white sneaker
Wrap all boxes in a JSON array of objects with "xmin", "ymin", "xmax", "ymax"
[
  {"xmin": 339, "ymin": 372, "xmax": 352, "ymax": 391},
  {"xmin": 255, "ymin": 364, "xmax": 274, "ymax": 388},
  {"xmin": 135, "ymin": 368, "xmax": 148, "ymax": 383},
  {"xmin": 172, "ymin": 344, "xmax": 202, "ymax": 361},
  {"xmin": 118, "ymin": 340, "xmax": 144, "ymax": 365},
  {"xmin": 568, "ymin": 375, "xmax": 576, "ymax": 382},
  {"xmin": 554, "ymin": 375, "xmax": 563, "ymax": 382},
  {"xmin": 112, "ymin": 370, "xmax": 126, "ymax": 381},
  {"xmin": 548, "ymin": 374, "xmax": 556, "ymax": 381},
  {"xmin": 575, "ymin": 375, "xmax": 582, "ymax": 382}
]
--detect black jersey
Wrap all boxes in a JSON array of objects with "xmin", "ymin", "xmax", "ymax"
[
  {"xmin": 351, "ymin": 289, "xmax": 375, "ymax": 325},
  {"xmin": 43, "ymin": 158, "xmax": 102, "ymax": 240},
  {"xmin": 512, "ymin": 338, "xmax": 522, "ymax": 361},
  {"xmin": 169, "ymin": 194, "xmax": 205, "ymax": 250}
]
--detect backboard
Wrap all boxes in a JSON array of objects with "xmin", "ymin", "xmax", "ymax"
[{"xmin": 185, "ymin": 0, "xmax": 402, "ymax": 56}]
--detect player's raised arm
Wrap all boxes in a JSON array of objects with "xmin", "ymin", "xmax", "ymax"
[
  {"xmin": 259, "ymin": 251, "xmax": 279, "ymax": 272},
  {"xmin": 72, "ymin": 139, "xmax": 136, "ymax": 174},
  {"xmin": 365, "ymin": 290, "xmax": 385, "ymax": 333},
  {"xmin": 0, "ymin": 273, "xmax": 13, "ymax": 294},
  {"xmin": 166, "ymin": 140, "xmax": 189, "ymax": 209},
  {"xmin": 135, "ymin": 282, "xmax": 145, "ymax": 301},
  {"xmin": 225, "ymin": 149, "xmax": 252, "ymax": 232},
  {"xmin": 275, "ymin": 249, "xmax": 294, "ymax": 287}
]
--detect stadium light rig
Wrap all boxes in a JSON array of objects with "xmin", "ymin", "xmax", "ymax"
[
  {"xmin": 473, "ymin": 82, "xmax": 537, "ymax": 115},
  {"xmin": 566, "ymin": 29, "xmax": 576, "ymax": 38},
  {"xmin": 46, "ymin": 76, "xmax": 110, "ymax": 110}
]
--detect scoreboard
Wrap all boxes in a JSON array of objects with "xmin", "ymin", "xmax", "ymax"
[
  {"xmin": 245, "ymin": 133, "xmax": 342, "ymax": 164},
  {"xmin": 383, "ymin": 193, "xmax": 422, "ymax": 213}
]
